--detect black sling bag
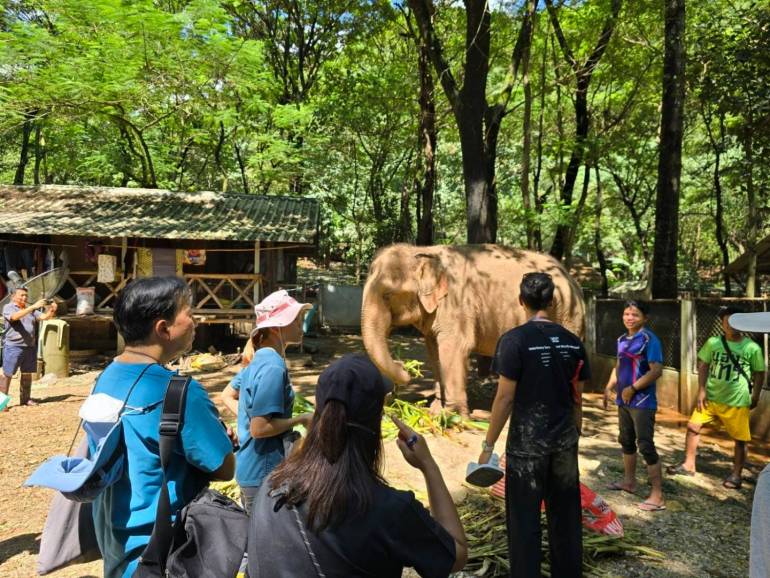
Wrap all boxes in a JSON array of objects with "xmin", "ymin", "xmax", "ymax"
[
  {"xmin": 720, "ymin": 335, "xmax": 754, "ymax": 394},
  {"xmin": 134, "ymin": 375, "xmax": 248, "ymax": 578}
]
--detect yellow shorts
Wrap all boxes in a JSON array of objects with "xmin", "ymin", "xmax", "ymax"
[{"xmin": 689, "ymin": 402, "xmax": 751, "ymax": 442}]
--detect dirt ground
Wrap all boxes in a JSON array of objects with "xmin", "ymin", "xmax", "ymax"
[{"xmin": 0, "ymin": 334, "xmax": 764, "ymax": 577}]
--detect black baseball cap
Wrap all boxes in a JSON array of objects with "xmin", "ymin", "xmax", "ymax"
[
  {"xmin": 718, "ymin": 305, "xmax": 744, "ymax": 319},
  {"xmin": 315, "ymin": 354, "xmax": 393, "ymax": 425}
]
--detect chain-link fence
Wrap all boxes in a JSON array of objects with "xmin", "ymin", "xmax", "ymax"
[
  {"xmin": 691, "ymin": 299, "xmax": 769, "ymax": 372},
  {"xmin": 596, "ymin": 299, "xmax": 681, "ymax": 369},
  {"xmin": 594, "ymin": 298, "xmax": 770, "ymax": 371}
]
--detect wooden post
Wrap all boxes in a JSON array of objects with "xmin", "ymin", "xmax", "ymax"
[
  {"xmin": 276, "ymin": 248, "xmax": 284, "ymax": 282},
  {"xmin": 254, "ymin": 240, "xmax": 261, "ymax": 303},
  {"xmin": 765, "ymin": 299, "xmax": 769, "ymax": 378},
  {"xmin": 120, "ymin": 237, "xmax": 128, "ymax": 277},
  {"xmin": 679, "ymin": 295, "xmax": 697, "ymax": 413}
]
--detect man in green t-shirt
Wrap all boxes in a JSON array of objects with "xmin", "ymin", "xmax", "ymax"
[{"xmin": 667, "ymin": 306, "xmax": 766, "ymax": 489}]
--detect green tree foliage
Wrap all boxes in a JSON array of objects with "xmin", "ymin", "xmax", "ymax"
[{"xmin": 0, "ymin": 0, "xmax": 767, "ymax": 294}]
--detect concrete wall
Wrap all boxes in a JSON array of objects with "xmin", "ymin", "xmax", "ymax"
[{"xmin": 319, "ymin": 284, "xmax": 363, "ymax": 329}]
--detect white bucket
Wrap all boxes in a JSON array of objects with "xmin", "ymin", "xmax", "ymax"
[{"xmin": 76, "ymin": 287, "xmax": 95, "ymax": 315}]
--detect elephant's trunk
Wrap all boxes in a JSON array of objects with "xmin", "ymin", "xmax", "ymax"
[{"xmin": 361, "ymin": 283, "xmax": 411, "ymax": 385}]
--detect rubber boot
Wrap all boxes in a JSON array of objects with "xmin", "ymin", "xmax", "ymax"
[{"xmin": 19, "ymin": 373, "xmax": 34, "ymax": 406}]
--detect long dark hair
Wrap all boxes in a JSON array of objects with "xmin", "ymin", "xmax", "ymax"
[{"xmin": 269, "ymin": 400, "xmax": 384, "ymax": 531}]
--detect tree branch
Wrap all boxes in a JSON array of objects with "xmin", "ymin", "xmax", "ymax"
[{"xmin": 406, "ymin": 0, "xmax": 461, "ymax": 111}]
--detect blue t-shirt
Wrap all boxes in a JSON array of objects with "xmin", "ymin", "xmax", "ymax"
[
  {"xmin": 91, "ymin": 361, "xmax": 232, "ymax": 578},
  {"xmin": 2, "ymin": 302, "xmax": 41, "ymax": 347},
  {"xmin": 232, "ymin": 347, "xmax": 294, "ymax": 488},
  {"xmin": 615, "ymin": 328, "xmax": 663, "ymax": 410}
]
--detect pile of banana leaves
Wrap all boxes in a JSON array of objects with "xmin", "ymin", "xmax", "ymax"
[
  {"xmin": 459, "ymin": 491, "xmax": 664, "ymax": 577},
  {"xmin": 381, "ymin": 398, "xmax": 488, "ymax": 440},
  {"xmin": 293, "ymin": 394, "xmax": 488, "ymax": 440}
]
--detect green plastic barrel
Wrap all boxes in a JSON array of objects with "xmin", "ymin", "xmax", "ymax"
[{"xmin": 40, "ymin": 319, "xmax": 70, "ymax": 378}]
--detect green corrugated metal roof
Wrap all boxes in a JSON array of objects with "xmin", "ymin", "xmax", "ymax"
[{"xmin": 0, "ymin": 185, "xmax": 319, "ymax": 244}]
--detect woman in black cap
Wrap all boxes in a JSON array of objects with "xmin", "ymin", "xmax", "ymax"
[{"xmin": 247, "ymin": 353, "xmax": 468, "ymax": 577}]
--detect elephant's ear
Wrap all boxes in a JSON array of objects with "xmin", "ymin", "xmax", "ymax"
[{"xmin": 416, "ymin": 254, "xmax": 448, "ymax": 314}]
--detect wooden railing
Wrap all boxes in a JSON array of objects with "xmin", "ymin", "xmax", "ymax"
[
  {"xmin": 185, "ymin": 273, "xmax": 262, "ymax": 313},
  {"xmin": 66, "ymin": 270, "xmax": 129, "ymax": 310},
  {"xmin": 63, "ymin": 271, "xmax": 262, "ymax": 317}
]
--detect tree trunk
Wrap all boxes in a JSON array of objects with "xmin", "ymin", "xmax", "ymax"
[
  {"xmin": 564, "ymin": 162, "xmax": 591, "ymax": 266},
  {"xmin": 415, "ymin": 22, "xmax": 437, "ymax": 246},
  {"xmin": 533, "ymin": 27, "xmax": 549, "ymax": 252},
  {"xmin": 458, "ymin": 0, "xmax": 495, "ymax": 244},
  {"xmin": 546, "ymin": 0, "xmax": 622, "ymax": 260},
  {"xmin": 594, "ymin": 165, "xmax": 609, "ymax": 297},
  {"xmin": 14, "ymin": 111, "xmax": 36, "ymax": 185},
  {"xmin": 33, "ymin": 123, "xmax": 43, "ymax": 186},
  {"xmin": 652, "ymin": 0, "xmax": 685, "ymax": 299},
  {"xmin": 408, "ymin": 0, "xmax": 544, "ymax": 244},
  {"xmin": 407, "ymin": 0, "xmax": 497, "ymax": 244},
  {"xmin": 234, "ymin": 141, "xmax": 250, "ymax": 194},
  {"xmin": 611, "ymin": 170, "xmax": 650, "ymax": 261},
  {"xmin": 550, "ymin": 87, "xmax": 588, "ymax": 259},
  {"xmin": 703, "ymin": 109, "xmax": 731, "ymax": 296},
  {"xmin": 398, "ymin": 173, "xmax": 413, "ymax": 243},
  {"xmin": 744, "ymin": 119, "xmax": 757, "ymax": 297},
  {"xmin": 520, "ymin": 2, "xmax": 537, "ymax": 249}
]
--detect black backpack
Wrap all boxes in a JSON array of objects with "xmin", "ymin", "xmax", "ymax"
[{"xmin": 134, "ymin": 375, "xmax": 248, "ymax": 578}]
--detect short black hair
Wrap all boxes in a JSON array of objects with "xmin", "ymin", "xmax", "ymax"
[
  {"xmin": 113, "ymin": 277, "xmax": 192, "ymax": 345},
  {"xmin": 718, "ymin": 305, "xmax": 744, "ymax": 319},
  {"xmin": 624, "ymin": 300, "xmax": 650, "ymax": 316},
  {"xmin": 13, "ymin": 287, "xmax": 28, "ymax": 293},
  {"xmin": 520, "ymin": 272, "xmax": 554, "ymax": 310}
]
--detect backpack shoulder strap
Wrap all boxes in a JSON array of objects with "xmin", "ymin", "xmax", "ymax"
[
  {"xmin": 720, "ymin": 335, "xmax": 753, "ymax": 393},
  {"xmin": 138, "ymin": 374, "xmax": 191, "ymax": 572}
]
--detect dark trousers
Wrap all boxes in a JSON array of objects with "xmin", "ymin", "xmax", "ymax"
[
  {"xmin": 617, "ymin": 406, "xmax": 659, "ymax": 465},
  {"xmin": 505, "ymin": 445, "xmax": 582, "ymax": 578}
]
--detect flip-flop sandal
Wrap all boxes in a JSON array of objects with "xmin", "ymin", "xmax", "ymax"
[
  {"xmin": 466, "ymin": 454, "xmax": 504, "ymax": 487},
  {"xmin": 638, "ymin": 501, "xmax": 666, "ymax": 512},
  {"xmin": 607, "ymin": 481, "xmax": 636, "ymax": 493},
  {"xmin": 666, "ymin": 464, "xmax": 695, "ymax": 477},
  {"xmin": 723, "ymin": 476, "xmax": 742, "ymax": 490}
]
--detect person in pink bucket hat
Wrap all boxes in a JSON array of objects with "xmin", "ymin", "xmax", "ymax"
[{"xmin": 220, "ymin": 290, "xmax": 314, "ymax": 513}]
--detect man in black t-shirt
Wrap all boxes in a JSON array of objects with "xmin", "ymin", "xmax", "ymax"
[{"xmin": 478, "ymin": 272, "xmax": 589, "ymax": 578}]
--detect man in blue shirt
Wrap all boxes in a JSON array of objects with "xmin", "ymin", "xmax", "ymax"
[
  {"xmin": 92, "ymin": 277, "xmax": 235, "ymax": 578},
  {"xmin": 1, "ymin": 287, "xmax": 57, "ymax": 407}
]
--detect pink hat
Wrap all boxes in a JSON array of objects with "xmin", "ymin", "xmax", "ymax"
[{"xmin": 252, "ymin": 290, "xmax": 311, "ymax": 333}]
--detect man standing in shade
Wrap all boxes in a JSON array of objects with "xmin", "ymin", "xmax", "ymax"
[
  {"xmin": 1, "ymin": 287, "xmax": 57, "ymax": 407},
  {"xmin": 478, "ymin": 272, "xmax": 590, "ymax": 578}
]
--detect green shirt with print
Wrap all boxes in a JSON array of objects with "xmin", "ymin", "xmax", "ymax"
[{"xmin": 698, "ymin": 336, "xmax": 765, "ymax": 407}]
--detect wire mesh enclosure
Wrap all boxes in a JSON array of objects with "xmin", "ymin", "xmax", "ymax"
[
  {"xmin": 596, "ymin": 299, "xmax": 681, "ymax": 369},
  {"xmin": 594, "ymin": 298, "xmax": 770, "ymax": 372},
  {"xmin": 691, "ymin": 299, "xmax": 769, "ymax": 372}
]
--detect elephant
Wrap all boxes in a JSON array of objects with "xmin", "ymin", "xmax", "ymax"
[{"xmin": 361, "ymin": 244, "xmax": 586, "ymax": 416}]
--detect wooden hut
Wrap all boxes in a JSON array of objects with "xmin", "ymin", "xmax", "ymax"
[{"xmin": 0, "ymin": 184, "xmax": 319, "ymax": 350}]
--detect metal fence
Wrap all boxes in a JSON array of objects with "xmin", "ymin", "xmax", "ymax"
[
  {"xmin": 595, "ymin": 298, "xmax": 770, "ymax": 371},
  {"xmin": 596, "ymin": 299, "xmax": 681, "ymax": 369}
]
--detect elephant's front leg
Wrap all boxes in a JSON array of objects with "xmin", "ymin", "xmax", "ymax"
[
  {"xmin": 437, "ymin": 338, "xmax": 470, "ymax": 417},
  {"xmin": 424, "ymin": 334, "xmax": 444, "ymax": 413}
]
